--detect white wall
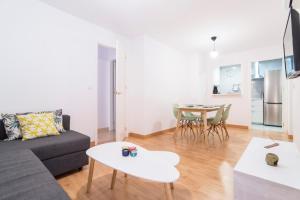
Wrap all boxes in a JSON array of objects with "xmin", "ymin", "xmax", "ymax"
[
  {"xmin": 97, "ymin": 46, "xmax": 116, "ymax": 129},
  {"xmin": 126, "ymin": 36, "xmax": 204, "ymax": 135},
  {"xmin": 286, "ymin": 4, "xmax": 300, "ymax": 149},
  {"xmin": 0, "ymin": 0, "xmax": 127, "ymax": 140},
  {"xmin": 290, "ymin": 78, "xmax": 300, "ymax": 149},
  {"xmin": 126, "ymin": 36, "xmax": 146, "ymax": 133},
  {"xmin": 4, "ymin": 0, "xmax": 292, "ymax": 140},
  {"xmin": 291, "ymin": 2, "xmax": 300, "ymax": 149},
  {"xmin": 0, "ymin": 0, "xmax": 202, "ymax": 138},
  {"xmin": 203, "ymin": 45, "xmax": 288, "ymax": 128}
]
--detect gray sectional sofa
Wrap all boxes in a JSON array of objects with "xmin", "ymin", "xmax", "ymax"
[
  {"xmin": 0, "ymin": 115, "xmax": 91, "ymax": 200},
  {"xmin": 0, "ymin": 149, "xmax": 70, "ymax": 200}
]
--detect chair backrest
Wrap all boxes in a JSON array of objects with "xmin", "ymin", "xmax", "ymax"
[
  {"xmin": 173, "ymin": 104, "xmax": 180, "ymax": 119},
  {"xmin": 221, "ymin": 104, "xmax": 231, "ymax": 122},
  {"xmin": 211, "ymin": 105, "xmax": 225, "ymax": 124}
]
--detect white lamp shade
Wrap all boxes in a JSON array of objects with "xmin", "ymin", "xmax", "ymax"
[{"xmin": 210, "ymin": 50, "xmax": 219, "ymax": 58}]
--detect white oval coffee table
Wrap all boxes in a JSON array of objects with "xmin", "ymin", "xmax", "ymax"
[{"xmin": 86, "ymin": 142, "xmax": 180, "ymax": 199}]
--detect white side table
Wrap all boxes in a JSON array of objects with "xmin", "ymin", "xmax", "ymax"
[
  {"xmin": 86, "ymin": 142, "xmax": 180, "ymax": 200},
  {"xmin": 234, "ymin": 137, "xmax": 300, "ymax": 200}
]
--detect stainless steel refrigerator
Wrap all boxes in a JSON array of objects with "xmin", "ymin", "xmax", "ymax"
[{"xmin": 263, "ymin": 70, "xmax": 282, "ymax": 127}]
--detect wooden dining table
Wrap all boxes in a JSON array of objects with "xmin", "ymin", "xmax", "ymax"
[{"xmin": 175, "ymin": 105, "xmax": 221, "ymax": 136}]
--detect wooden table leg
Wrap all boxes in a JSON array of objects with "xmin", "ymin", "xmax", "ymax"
[
  {"xmin": 110, "ymin": 169, "xmax": 118, "ymax": 189},
  {"xmin": 202, "ymin": 111, "xmax": 208, "ymax": 132},
  {"xmin": 174, "ymin": 109, "xmax": 182, "ymax": 138},
  {"xmin": 170, "ymin": 182, "xmax": 174, "ymax": 190},
  {"xmin": 164, "ymin": 183, "xmax": 173, "ymax": 200},
  {"xmin": 86, "ymin": 158, "xmax": 95, "ymax": 193}
]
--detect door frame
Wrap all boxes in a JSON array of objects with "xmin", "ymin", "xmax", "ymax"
[
  {"xmin": 95, "ymin": 43, "xmax": 117, "ymax": 145},
  {"xmin": 110, "ymin": 59, "xmax": 116, "ymax": 132},
  {"xmin": 249, "ymin": 58, "xmax": 287, "ymax": 132},
  {"xmin": 96, "ymin": 42, "xmax": 127, "ymax": 144},
  {"xmin": 115, "ymin": 40, "xmax": 127, "ymax": 141}
]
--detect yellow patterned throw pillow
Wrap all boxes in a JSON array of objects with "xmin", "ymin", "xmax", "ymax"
[{"xmin": 17, "ymin": 113, "xmax": 59, "ymax": 141}]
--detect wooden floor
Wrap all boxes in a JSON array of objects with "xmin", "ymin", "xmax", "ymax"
[
  {"xmin": 97, "ymin": 128, "xmax": 115, "ymax": 144},
  {"xmin": 57, "ymin": 127, "xmax": 290, "ymax": 200}
]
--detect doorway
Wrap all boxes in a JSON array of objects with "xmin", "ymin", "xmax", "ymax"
[
  {"xmin": 97, "ymin": 44, "xmax": 116, "ymax": 143},
  {"xmin": 251, "ymin": 58, "xmax": 283, "ymax": 132}
]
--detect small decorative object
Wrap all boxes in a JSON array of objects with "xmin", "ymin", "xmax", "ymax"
[
  {"xmin": 122, "ymin": 146, "xmax": 130, "ymax": 157},
  {"xmin": 264, "ymin": 143, "xmax": 279, "ymax": 149},
  {"xmin": 232, "ymin": 84, "xmax": 240, "ymax": 93},
  {"xmin": 129, "ymin": 146, "xmax": 137, "ymax": 157},
  {"xmin": 265, "ymin": 153, "xmax": 279, "ymax": 166},
  {"xmin": 213, "ymin": 85, "xmax": 219, "ymax": 94},
  {"xmin": 186, "ymin": 104, "xmax": 194, "ymax": 108},
  {"xmin": 122, "ymin": 146, "xmax": 138, "ymax": 157}
]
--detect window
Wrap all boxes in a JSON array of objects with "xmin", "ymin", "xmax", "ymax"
[{"xmin": 213, "ymin": 64, "xmax": 241, "ymax": 94}]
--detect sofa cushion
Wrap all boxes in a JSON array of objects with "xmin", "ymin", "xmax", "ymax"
[
  {"xmin": 17, "ymin": 113, "xmax": 60, "ymax": 141},
  {"xmin": 0, "ymin": 120, "xmax": 7, "ymax": 140},
  {"xmin": 1, "ymin": 115, "xmax": 70, "ymax": 141},
  {"xmin": 18, "ymin": 109, "xmax": 66, "ymax": 133},
  {"xmin": 0, "ymin": 149, "xmax": 70, "ymax": 200},
  {"xmin": 37, "ymin": 109, "xmax": 66, "ymax": 133},
  {"xmin": 0, "ymin": 113, "xmax": 22, "ymax": 141},
  {"xmin": 0, "ymin": 130, "xmax": 90, "ymax": 161}
]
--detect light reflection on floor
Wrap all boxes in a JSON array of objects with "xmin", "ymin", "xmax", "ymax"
[
  {"xmin": 97, "ymin": 128, "xmax": 116, "ymax": 144},
  {"xmin": 219, "ymin": 161, "xmax": 233, "ymax": 200}
]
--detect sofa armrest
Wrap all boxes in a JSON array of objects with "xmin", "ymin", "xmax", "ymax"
[{"xmin": 62, "ymin": 115, "xmax": 70, "ymax": 131}]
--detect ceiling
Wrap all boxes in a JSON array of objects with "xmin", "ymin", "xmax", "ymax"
[{"xmin": 40, "ymin": 0, "xmax": 289, "ymax": 54}]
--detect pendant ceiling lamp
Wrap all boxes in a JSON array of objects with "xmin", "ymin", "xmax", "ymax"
[{"xmin": 210, "ymin": 36, "xmax": 219, "ymax": 58}]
